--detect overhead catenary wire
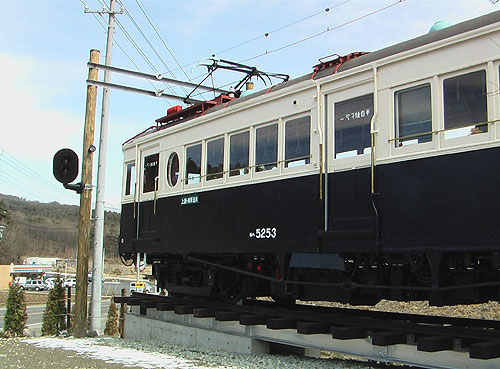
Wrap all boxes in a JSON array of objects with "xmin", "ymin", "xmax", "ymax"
[
  {"xmin": 113, "ymin": 17, "xmax": 186, "ymax": 101},
  {"xmin": 115, "ymin": 0, "xmax": 189, "ymax": 96},
  {"xmin": 173, "ymin": 1, "xmax": 351, "ymax": 77},
  {"xmin": 84, "ymin": 1, "xmax": 362, "ymax": 103},
  {"xmin": 95, "ymin": 12, "xmax": 178, "ymax": 105},
  {"xmin": 93, "ymin": 0, "xmax": 188, "ymax": 101},
  {"xmin": 215, "ymin": 1, "xmax": 350, "ymax": 56},
  {"xmin": 133, "ymin": 0, "xmax": 192, "ymax": 82},
  {"xmin": 87, "ymin": 6, "xmax": 172, "ymax": 106},
  {"xmin": 241, "ymin": 0, "xmax": 407, "ymax": 63},
  {"xmin": 186, "ymin": 0, "xmax": 389, "ymax": 93},
  {"xmin": 186, "ymin": 0, "xmax": 405, "ymax": 90}
]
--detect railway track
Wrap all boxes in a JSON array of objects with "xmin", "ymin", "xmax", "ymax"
[{"xmin": 115, "ymin": 293, "xmax": 500, "ymax": 368}]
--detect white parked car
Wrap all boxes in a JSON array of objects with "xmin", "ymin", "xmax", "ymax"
[
  {"xmin": 12, "ymin": 276, "xmax": 27, "ymax": 288},
  {"xmin": 64, "ymin": 278, "xmax": 77, "ymax": 288},
  {"xmin": 23, "ymin": 279, "xmax": 48, "ymax": 291}
]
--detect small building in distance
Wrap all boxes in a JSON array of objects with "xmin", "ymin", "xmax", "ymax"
[
  {"xmin": 0, "ymin": 265, "xmax": 10, "ymax": 289},
  {"xmin": 25, "ymin": 257, "xmax": 61, "ymax": 266}
]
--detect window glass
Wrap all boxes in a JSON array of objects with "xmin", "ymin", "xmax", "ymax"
[
  {"xmin": 166, "ymin": 152, "xmax": 180, "ymax": 187},
  {"xmin": 255, "ymin": 123, "xmax": 278, "ymax": 172},
  {"xmin": 395, "ymin": 84, "xmax": 432, "ymax": 146},
  {"xmin": 143, "ymin": 153, "xmax": 159, "ymax": 193},
  {"xmin": 285, "ymin": 116, "xmax": 311, "ymax": 167},
  {"xmin": 125, "ymin": 163, "xmax": 135, "ymax": 196},
  {"xmin": 186, "ymin": 144, "xmax": 201, "ymax": 185},
  {"xmin": 230, "ymin": 131, "xmax": 249, "ymax": 177},
  {"xmin": 444, "ymin": 70, "xmax": 487, "ymax": 137},
  {"xmin": 334, "ymin": 94, "xmax": 373, "ymax": 158},
  {"xmin": 207, "ymin": 137, "xmax": 224, "ymax": 180}
]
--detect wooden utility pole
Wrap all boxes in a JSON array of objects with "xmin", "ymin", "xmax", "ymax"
[{"xmin": 74, "ymin": 49, "xmax": 100, "ymax": 338}]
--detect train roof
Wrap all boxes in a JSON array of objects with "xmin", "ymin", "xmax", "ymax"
[{"xmin": 125, "ymin": 10, "xmax": 500, "ymax": 146}]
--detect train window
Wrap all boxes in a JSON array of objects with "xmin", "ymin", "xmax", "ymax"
[
  {"xmin": 125, "ymin": 162, "xmax": 135, "ymax": 196},
  {"xmin": 285, "ymin": 116, "xmax": 311, "ymax": 167},
  {"xmin": 444, "ymin": 70, "xmax": 487, "ymax": 138},
  {"xmin": 255, "ymin": 123, "xmax": 278, "ymax": 172},
  {"xmin": 206, "ymin": 137, "xmax": 224, "ymax": 180},
  {"xmin": 186, "ymin": 144, "xmax": 201, "ymax": 185},
  {"xmin": 334, "ymin": 94, "xmax": 373, "ymax": 158},
  {"xmin": 143, "ymin": 153, "xmax": 158, "ymax": 193},
  {"xmin": 166, "ymin": 152, "xmax": 180, "ymax": 187},
  {"xmin": 229, "ymin": 131, "xmax": 249, "ymax": 177},
  {"xmin": 395, "ymin": 83, "xmax": 432, "ymax": 146}
]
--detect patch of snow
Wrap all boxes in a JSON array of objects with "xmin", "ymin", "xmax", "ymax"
[{"xmin": 23, "ymin": 337, "xmax": 226, "ymax": 369}]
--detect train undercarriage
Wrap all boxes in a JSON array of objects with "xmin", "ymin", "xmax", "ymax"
[{"xmin": 138, "ymin": 251, "xmax": 500, "ymax": 306}]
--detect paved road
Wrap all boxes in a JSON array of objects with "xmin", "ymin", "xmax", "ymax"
[{"xmin": 0, "ymin": 298, "xmax": 112, "ymax": 333}]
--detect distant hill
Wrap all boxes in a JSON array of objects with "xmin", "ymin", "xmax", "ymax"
[{"xmin": 0, "ymin": 194, "xmax": 120, "ymax": 264}]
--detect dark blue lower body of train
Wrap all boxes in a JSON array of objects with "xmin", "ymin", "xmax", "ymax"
[{"xmin": 119, "ymin": 146, "xmax": 500, "ymax": 306}]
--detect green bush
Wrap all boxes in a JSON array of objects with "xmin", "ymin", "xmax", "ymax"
[
  {"xmin": 3, "ymin": 283, "xmax": 27, "ymax": 337},
  {"xmin": 41, "ymin": 277, "xmax": 67, "ymax": 335}
]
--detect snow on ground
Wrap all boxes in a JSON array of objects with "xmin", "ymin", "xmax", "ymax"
[
  {"xmin": 22, "ymin": 336, "xmax": 372, "ymax": 369},
  {"xmin": 23, "ymin": 337, "xmax": 227, "ymax": 369}
]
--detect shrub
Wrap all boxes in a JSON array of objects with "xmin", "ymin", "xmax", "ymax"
[
  {"xmin": 103, "ymin": 298, "xmax": 119, "ymax": 336},
  {"xmin": 41, "ymin": 277, "xmax": 67, "ymax": 335},
  {"xmin": 3, "ymin": 283, "xmax": 27, "ymax": 337}
]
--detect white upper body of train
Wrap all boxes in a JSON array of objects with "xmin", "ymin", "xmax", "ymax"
[{"xmin": 121, "ymin": 11, "xmax": 500, "ymax": 207}]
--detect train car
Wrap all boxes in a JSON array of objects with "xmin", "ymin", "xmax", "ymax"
[{"xmin": 119, "ymin": 11, "xmax": 500, "ymax": 306}]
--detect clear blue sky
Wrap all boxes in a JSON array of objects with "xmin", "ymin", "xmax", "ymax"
[{"xmin": 0, "ymin": 0, "xmax": 498, "ymax": 211}]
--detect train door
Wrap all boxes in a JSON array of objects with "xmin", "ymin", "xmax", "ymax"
[
  {"xmin": 119, "ymin": 149, "xmax": 138, "ymax": 256},
  {"xmin": 135, "ymin": 145, "xmax": 161, "ymax": 253},
  {"xmin": 323, "ymin": 84, "xmax": 378, "ymax": 253}
]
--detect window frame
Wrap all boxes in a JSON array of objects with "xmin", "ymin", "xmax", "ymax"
[
  {"xmin": 332, "ymin": 91, "xmax": 375, "ymax": 160},
  {"xmin": 166, "ymin": 151, "xmax": 180, "ymax": 188},
  {"xmin": 284, "ymin": 115, "xmax": 311, "ymax": 169},
  {"xmin": 327, "ymin": 82, "xmax": 374, "ymax": 172},
  {"xmin": 254, "ymin": 121, "xmax": 280, "ymax": 177},
  {"xmin": 394, "ymin": 82, "xmax": 433, "ymax": 148},
  {"xmin": 138, "ymin": 145, "xmax": 160, "ymax": 199},
  {"xmin": 439, "ymin": 66, "xmax": 493, "ymax": 147},
  {"xmin": 390, "ymin": 79, "xmax": 437, "ymax": 156},
  {"xmin": 123, "ymin": 161, "xmax": 136, "ymax": 198},
  {"xmin": 228, "ymin": 130, "xmax": 250, "ymax": 179},
  {"xmin": 185, "ymin": 142, "xmax": 203, "ymax": 188},
  {"xmin": 142, "ymin": 152, "xmax": 159, "ymax": 194},
  {"xmin": 205, "ymin": 135, "xmax": 225, "ymax": 184},
  {"xmin": 442, "ymin": 68, "xmax": 488, "ymax": 139}
]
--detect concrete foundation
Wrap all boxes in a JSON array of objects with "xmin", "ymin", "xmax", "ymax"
[
  {"xmin": 123, "ymin": 306, "xmax": 500, "ymax": 369},
  {"xmin": 124, "ymin": 311, "xmax": 269, "ymax": 354}
]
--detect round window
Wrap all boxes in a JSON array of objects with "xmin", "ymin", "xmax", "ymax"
[{"xmin": 167, "ymin": 152, "xmax": 180, "ymax": 187}]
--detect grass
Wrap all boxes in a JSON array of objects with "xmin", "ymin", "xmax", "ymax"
[{"xmin": 0, "ymin": 291, "xmax": 49, "ymax": 307}]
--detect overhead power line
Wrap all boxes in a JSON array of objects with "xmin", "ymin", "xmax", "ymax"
[
  {"xmin": 133, "ymin": 0, "xmax": 192, "ymax": 82},
  {"xmin": 241, "ymin": 0, "xmax": 407, "ymax": 63},
  {"xmin": 95, "ymin": 0, "xmax": 189, "ymax": 100},
  {"xmin": 92, "ymin": 0, "xmax": 189, "ymax": 101},
  {"xmin": 0, "ymin": 173, "xmax": 54, "ymax": 203},
  {"xmin": 175, "ymin": 1, "xmax": 350, "ymax": 77},
  {"xmin": 85, "ymin": 7, "xmax": 171, "ymax": 106},
  {"xmin": 117, "ymin": 1, "xmax": 189, "ymax": 95},
  {"xmin": 0, "ymin": 147, "xmax": 75, "ymax": 203},
  {"xmin": 216, "ymin": 1, "xmax": 350, "ymax": 56},
  {"xmin": 113, "ymin": 16, "xmax": 180, "ymax": 101}
]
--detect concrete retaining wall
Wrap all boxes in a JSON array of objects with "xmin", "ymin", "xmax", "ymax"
[{"xmin": 124, "ymin": 311, "xmax": 269, "ymax": 354}]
